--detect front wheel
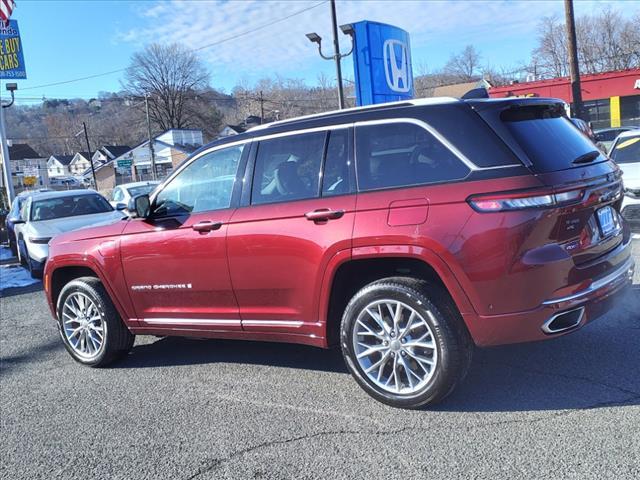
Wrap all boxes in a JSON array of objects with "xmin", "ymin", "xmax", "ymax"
[
  {"xmin": 57, "ymin": 277, "xmax": 135, "ymax": 367},
  {"xmin": 340, "ymin": 277, "xmax": 473, "ymax": 409}
]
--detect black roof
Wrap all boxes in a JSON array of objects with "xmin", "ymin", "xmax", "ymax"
[
  {"xmin": 101, "ymin": 145, "xmax": 131, "ymax": 158},
  {"xmin": 51, "ymin": 154, "xmax": 74, "ymax": 165},
  {"xmin": 8, "ymin": 143, "xmax": 41, "ymax": 159}
]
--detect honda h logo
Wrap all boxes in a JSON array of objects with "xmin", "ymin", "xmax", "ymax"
[{"xmin": 383, "ymin": 39, "xmax": 411, "ymax": 93}]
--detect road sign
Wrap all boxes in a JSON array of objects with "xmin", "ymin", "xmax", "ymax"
[
  {"xmin": 117, "ymin": 159, "xmax": 133, "ymax": 168},
  {"xmin": 350, "ymin": 21, "xmax": 414, "ymax": 106},
  {"xmin": 0, "ymin": 20, "xmax": 26, "ymax": 79}
]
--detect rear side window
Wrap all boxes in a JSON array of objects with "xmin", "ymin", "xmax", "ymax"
[
  {"xmin": 502, "ymin": 105, "xmax": 606, "ymax": 172},
  {"xmin": 355, "ymin": 122, "xmax": 470, "ymax": 191},
  {"xmin": 610, "ymin": 135, "xmax": 640, "ymax": 164},
  {"xmin": 252, "ymin": 132, "xmax": 325, "ymax": 205}
]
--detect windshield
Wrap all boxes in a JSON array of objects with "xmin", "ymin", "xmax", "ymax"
[
  {"xmin": 127, "ymin": 184, "xmax": 158, "ymax": 197},
  {"xmin": 502, "ymin": 104, "xmax": 606, "ymax": 173},
  {"xmin": 610, "ymin": 135, "xmax": 640, "ymax": 165},
  {"xmin": 31, "ymin": 195, "xmax": 113, "ymax": 221}
]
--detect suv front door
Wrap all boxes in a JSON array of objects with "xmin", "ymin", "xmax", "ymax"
[
  {"xmin": 226, "ymin": 128, "xmax": 356, "ymax": 340},
  {"xmin": 120, "ymin": 144, "xmax": 246, "ymax": 330}
]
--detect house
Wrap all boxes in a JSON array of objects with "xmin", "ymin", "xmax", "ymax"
[
  {"xmin": 217, "ymin": 124, "xmax": 246, "ymax": 138},
  {"xmin": 87, "ymin": 129, "xmax": 203, "ymax": 190},
  {"xmin": 47, "ymin": 154, "xmax": 74, "ymax": 178},
  {"xmin": 7, "ymin": 143, "xmax": 49, "ymax": 190},
  {"xmin": 69, "ymin": 152, "xmax": 93, "ymax": 177},
  {"xmin": 91, "ymin": 145, "xmax": 132, "ymax": 166}
]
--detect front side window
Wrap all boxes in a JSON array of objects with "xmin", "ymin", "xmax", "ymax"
[
  {"xmin": 31, "ymin": 195, "xmax": 113, "ymax": 222},
  {"xmin": 251, "ymin": 132, "xmax": 325, "ymax": 205},
  {"xmin": 355, "ymin": 122, "xmax": 470, "ymax": 191},
  {"xmin": 154, "ymin": 144, "xmax": 244, "ymax": 216}
]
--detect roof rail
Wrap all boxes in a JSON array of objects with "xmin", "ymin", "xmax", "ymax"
[{"xmin": 248, "ymin": 97, "xmax": 459, "ymax": 132}]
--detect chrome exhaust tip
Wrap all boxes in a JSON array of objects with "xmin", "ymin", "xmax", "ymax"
[{"xmin": 541, "ymin": 307, "xmax": 585, "ymax": 334}]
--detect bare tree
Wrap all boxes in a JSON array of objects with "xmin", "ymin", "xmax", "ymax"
[
  {"xmin": 532, "ymin": 9, "xmax": 640, "ymax": 79},
  {"xmin": 443, "ymin": 45, "xmax": 481, "ymax": 81},
  {"xmin": 123, "ymin": 43, "xmax": 212, "ymax": 132}
]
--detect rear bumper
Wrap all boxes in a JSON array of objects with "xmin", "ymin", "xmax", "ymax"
[{"xmin": 464, "ymin": 255, "xmax": 635, "ymax": 347}]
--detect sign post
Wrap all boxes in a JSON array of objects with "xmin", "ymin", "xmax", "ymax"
[{"xmin": 0, "ymin": 19, "xmax": 27, "ymax": 205}]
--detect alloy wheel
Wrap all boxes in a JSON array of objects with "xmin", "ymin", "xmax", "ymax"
[
  {"xmin": 61, "ymin": 292, "xmax": 106, "ymax": 360},
  {"xmin": 352, "ymin": 299, "xmax": 438, "ymax": 395}
]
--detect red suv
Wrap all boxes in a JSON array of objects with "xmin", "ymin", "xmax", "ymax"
[{"xmin": 44, "ymin": 98, "xmax": 635, "ymax": 409}]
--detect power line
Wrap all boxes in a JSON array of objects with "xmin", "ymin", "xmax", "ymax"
[{"xmin": 20, "ymin": 1, "xmax": 329, "ymax": 92}]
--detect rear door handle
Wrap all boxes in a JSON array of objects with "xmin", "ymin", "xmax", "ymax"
[
  {"xmin": 305, "ymin": 209, "xmax": 345, "ymax": 223},
  {"xmin": 192, "ymin": 221, "xmax": 223, "ymax": 233}
]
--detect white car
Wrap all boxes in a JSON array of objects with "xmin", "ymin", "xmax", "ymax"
[
  {"xmin": 110, "ymin": 181, "xmax": 160, "ymax": 209},
  {"xmin": 609, "ymin": 129, "xmax": 640, "ymax": 228},
  {"xmin": 13, "ymin": 190, "xmax": 126, "ymax": 278}
]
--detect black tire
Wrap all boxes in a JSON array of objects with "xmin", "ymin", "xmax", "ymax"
[
  {"xmin": 17, "ymin": 238, "xmax": 27, "ymax": 266},
  {"xmin": 24, "ymin": 247, "xmax": 42, "ymax": 279},
  {"xmin": 57, "ymin": 276, "xmax": 135, "ymax": 367},
  {"xmin": 9, "ymin": 237, "xmax": 17, "ymax": 257},
  {"xmin": 340, "ymin": 276, "xmax": 473, "ymax": 409}
]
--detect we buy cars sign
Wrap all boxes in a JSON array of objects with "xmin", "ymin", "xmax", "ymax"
[{"xmin": 0, "ymin": 20, "xmax": 26, "ymax": 79}]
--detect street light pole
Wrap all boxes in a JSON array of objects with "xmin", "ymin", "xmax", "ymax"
[
  {"xmin": 564, "ymin": 0, "xmax": 584, "ymax": 120},
  {"xmin": 329, "ymin": 0, "xmax": 345, "ymax": 109},
  {"xmin": 306, "ymin": 0, "xmax": 354, "ymax": 110},
  {"xmin": 82, "ymin": 122, "xmax": 98, "ymax": 190}
]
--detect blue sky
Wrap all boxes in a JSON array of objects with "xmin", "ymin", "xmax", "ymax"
[{"xmin": 8, "ymin": 0, "xmax": 640, "ymax": 104}]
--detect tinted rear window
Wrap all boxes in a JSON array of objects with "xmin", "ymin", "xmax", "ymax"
[
  {"xmin": 610, "ymin": 135, "xmax": 640, "ymax": 164},
  {"xmin": 502, "ymin": 105, "xmax": 606, "ymax": 172}
]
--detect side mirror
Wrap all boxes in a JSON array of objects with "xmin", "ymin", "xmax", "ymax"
[
  {"xmin": 115, "ymin": 202, "xmax": 127, "ymax": 211},
  {"xmin": 129, "ymin": 194, "xmax": 150, "ymax": 218}
]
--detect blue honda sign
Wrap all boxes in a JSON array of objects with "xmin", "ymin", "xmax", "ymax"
[{"xmin": 351, "ymin": 21, "xmax": 413, "ymax": 106}]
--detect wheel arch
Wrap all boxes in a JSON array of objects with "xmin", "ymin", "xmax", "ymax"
[{"xmin": 321, "ymin": 246, "xmax": 475, "ymax": 347}]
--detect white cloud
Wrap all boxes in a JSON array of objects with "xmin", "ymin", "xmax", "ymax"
[{"xmin": 115, "ymin": 0, "xmax": 639, "ymax": 87}]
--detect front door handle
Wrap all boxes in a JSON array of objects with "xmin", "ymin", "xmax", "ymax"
[
  {"xmin": 192, "ymin": 221, "xmax": 223, "ymax": 233},
  {"xmin": 305, "ymin": 209, "xmax": 345, "ymax": 223}
]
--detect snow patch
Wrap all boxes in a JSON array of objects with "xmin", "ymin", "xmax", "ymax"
[
  {"xmin": 0, "ymin": 265, "xmax": 40, "ymax": 292},
  {"xmin": 0, "ymin": 245, "xmax": 15, "ymax": 261}
]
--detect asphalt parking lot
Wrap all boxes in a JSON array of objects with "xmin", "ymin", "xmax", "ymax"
[{"xmin": 1, "ymin": 241, "xmax": 639, "ymax": 480}]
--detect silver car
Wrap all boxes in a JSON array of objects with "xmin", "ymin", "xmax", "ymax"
[
  {"xmin": 110, "ymin": 181, "xmax": 160, "ymax": 209},
  {"xmin": 13, "ymin": 190, "xmax": 126, "ymax": 278}
]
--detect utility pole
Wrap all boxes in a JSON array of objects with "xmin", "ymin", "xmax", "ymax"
[
  {"xmin": 82, "ymin": 122, "xmax": 98, "ymax": 190},
  {"xmin": 145, "ymin": 93, "xmax": 157, "ymax": 181},
  {"xmin": 259, "ymin": 90, "xmax": 264, "ymax": 124},
  {"xmin": 564, "ymin": 0, "xmax": 584, "ymax": 119},
  {"xmin": 330, "ymin": 0, "xmax": 345, "ymax": 109}
]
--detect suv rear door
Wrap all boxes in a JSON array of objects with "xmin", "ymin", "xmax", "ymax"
[{"xmin": 226, "ymin": 128, "xmax": 355, "ymax": 340}]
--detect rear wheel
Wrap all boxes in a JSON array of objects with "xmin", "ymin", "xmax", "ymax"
[
  {"xmin": 57, "ymin": 277, "xmax": 135, "ymax": 367},
  {"xmin": 340, "ymin": 277, "xmax": 473, "ymax": 409}
]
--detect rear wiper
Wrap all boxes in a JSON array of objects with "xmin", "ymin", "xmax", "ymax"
[{"xmin": 572, "ymin": 150, "xmax": 600, "ymax": 164}]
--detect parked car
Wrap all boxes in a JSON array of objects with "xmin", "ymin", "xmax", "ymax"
[
  {"xmin": 594, "ymin": 126, "xmax": 638, "ymax": 153},
  {"xmin": 50, "ymin": 176, "xmax": 84, "ymax": 189},
  {"xmin": 43, "ymin": 97, "xmax": 634, "ymax": 409},
  {"xmin": 4, "ymin": 189, "xmax": 51, "ymax": 256},
  {"xmin": 110, "ymin": 181, "xmax": 160, "ymax": 209},
  {"xmin": 609, "ymin": 129, "xmax": 640, "ymax": 228},
  {"xmin": 14, "ymin": 190, "xmax": 125, "ymax": 278}
]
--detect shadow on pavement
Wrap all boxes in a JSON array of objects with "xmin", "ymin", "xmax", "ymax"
[{"xmin": 114, "ymin": 288, "xmax": 640, "ymax": 412}]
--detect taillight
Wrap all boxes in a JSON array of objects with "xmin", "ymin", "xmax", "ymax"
[{"xmin": 468, "ymin": 188, "xmax": 584, "ymax": 212}]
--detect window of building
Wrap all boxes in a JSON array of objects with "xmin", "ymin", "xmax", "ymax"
[{"xmin": 355, "ymin": 122, "xmax": 470, "ymax": 191}]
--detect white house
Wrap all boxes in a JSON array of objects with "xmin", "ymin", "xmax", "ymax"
[
  {"xmin": 129, "ymin": 129, "xmax": 203, "ymax": 180},
  {"xmin": 69, "ymin": 152, "xmax": 92, "ymax": 177},
  {"xmin": 8, "ymin": 143, "xmax": 49, "ymax": 190},
  {"xmin": 47, "ymin": 154, "xmax": 74, "ymax": 178},
  {"xmin": 91, "ymin": 145, "xmax": 132, "ymax": 165},
  {"xmin": 217, "ymin": 124, "xmax": 246, "ymax": 139}
]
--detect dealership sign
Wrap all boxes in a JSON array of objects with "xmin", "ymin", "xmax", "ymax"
[
  {"xmin": 350, "ymin": 21, "xmax": 414, "ymax": 106},
  {"xmin": 0, "ymin": 20, "xmax": 26, "ymax": 79},
  {"xmin": 634, "ymin": 79, "xmax": 640, "ymax": 89}
]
